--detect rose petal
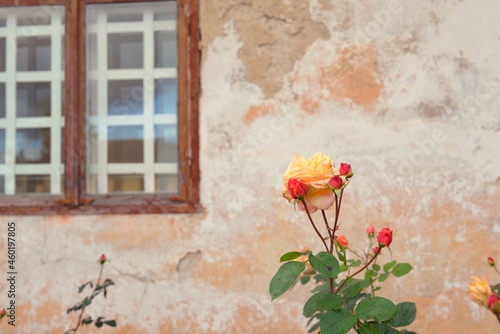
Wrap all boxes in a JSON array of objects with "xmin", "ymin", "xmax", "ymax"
[{"xmin": 307, "ymin": 188, "xmax": 335, "ymax": 210}]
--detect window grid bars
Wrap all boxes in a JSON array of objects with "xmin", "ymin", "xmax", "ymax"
[
  {"xmin": 1, "ymin": 8, "xmax": 64, "ymax": 195},
  {"xmin": 88, "ymin": 6, "xmax": 177, "ymax": 195}
]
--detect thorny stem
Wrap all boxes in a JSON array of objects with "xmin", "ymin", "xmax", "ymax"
[
  {"xmin": 331, "ymin": 189, "xmax": 344, "ymax": 251},
  {"xmin": 321, "ymin": 210, "xmax": 332, "ymax": 248},
  {"xmin": 68, "ymin": 264, "xmax": 105, "ymax": 334},
  {"xmin": 334, "ymin": 248, "xmax": 382, "ymax": 294},
  {"xmin": 301, "ymin": 199, "xmax": 329, "ymax": 253},
  {"xmin": 493, "ymin": 266, "xmax": 500, "ymax": 278}
]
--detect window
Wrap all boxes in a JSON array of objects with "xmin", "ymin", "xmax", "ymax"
[{"xmin": 0, "ymin": 0, "xmax": 200, "ymax": 214}]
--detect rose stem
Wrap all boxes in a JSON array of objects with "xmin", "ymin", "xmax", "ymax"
[
  {"xmin": 301, "ymin": 199, "xmax": 329, "ymax": 252},
  {"xmin": 334, "ymin": 247, "xmax": 381, "ymax": 294}
]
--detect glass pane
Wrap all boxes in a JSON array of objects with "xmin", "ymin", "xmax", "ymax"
[
  {"xmin": 155, "ymin": 124, "xmax": 177, "ymax": 163},
  {"xmin": 155, "ymin": 31, "xmax": 176, "ymax": 68},
  {"xmin": 0, "ymin": 83, "xmax": 5, "ymax": 118},
  {"xmin": 108, "ymin": 125, "xmax": 143, "ymax": 163},
  {"xmin": 108, "ymin": 174, "xmax": 144, "ymax": 192},
  {"xmin": 154, "ymin": 79, "xmax": 176, "ymax": 114},
  {"xmin": 155, "ymin": 174, "xmax": 177, "ymax": 192},
  {"xmin": 108, "ymin": 32, "xmax": 143, "ymax": 69},
  {"xmin": 108, "ymin": 12, "xmax": 143, "ymax": 23},
  {"xmin": 17, "ymin": 36, "xmax": 51, "ymax": 71},
  {"xmin": 0, "ymin": 175, "xmax": 4, "ymax": 194},
  {"xmin": 16, "ymin": 128, "xmax": 51, "ymax": 163},
  {"xmin": 0, "ymin": 129, "xmax": 5, "ymax": 164},
  {"xmin": 154, "ymin": 1, "xmax": 176, "ymax": 21},
  {"xmin": 16, "ymin": 8, "xmax": 51, "ymax": 26},
  {"xmin": 108, "ymin": 80, "xmax": 143, "ymax": 115},
  {"xmin": 16, "ymin": 175, "xmax": 50, "ymax": 193},
  {"xmin": 0, "ymin": 37, "xmax": 5, "ymax": 71},
  {"xmin": 17, "ymin": 82, "xmax": 51, "ymax": 117},
  {"xmin": 87, "ymin": 34, "xmax": 97, "ymax": 71},
  {"xmin": 0, "ymin": 18, "xmax": 5, "ymax": 27}
]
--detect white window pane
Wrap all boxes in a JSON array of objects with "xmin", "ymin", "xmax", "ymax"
[
  {"xmin": 154, "ymin": 78, "xmax": 176, "ymax": 114},
  {"xmin": 155, "ymin": 124, "xmax": 177, "ymax": 163},
  {"xmin": 108, "ymin": 174, "xmax": 144, "ymax": 193},
  {"xmin": 108, "ymin": 125, "xmax": 143, "ymax": 163},
  {"xmin": 16, "ymin": 128, "xmax": 51, "ymax": 164},
  {"xmin": 16, "ymin": 82, "xmax": 51, "ymax": 117},
  {"xmin": 17, "ymin": 36, "xmax": 51, "ymax": 71},
  {"xmin": 155, "ymin": 174, "xmax": 178, "ymax": 192},
  {"xmin": 16, "ymin": 175, "xmax": 50, "ymax": 193},
  {"xmin": 0, "ymin": 83, "xmax": 5, "ymax": 118},
  {"xmin": 0, "ymin": 37, "xmax": 5, "ymax": 71},
  {"xmin": 108, "ymin": 32, "xmax": 143, "ymax": 69},
  {"xmin": 155, "ymin": 31, "xmax": 176, "ymax": 68},
  {"xmin": 108, "ymin": 79, "xmax": 143, "ymax": 115}
]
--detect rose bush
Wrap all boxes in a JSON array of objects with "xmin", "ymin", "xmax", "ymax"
[{"xmin": 272, "ymin": 152, "xmax": 416, "ymax": 334}]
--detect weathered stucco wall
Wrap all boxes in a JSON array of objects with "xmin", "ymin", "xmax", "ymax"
[{"xmin": 1, "ymin": 0, "xmax": 500, "ymax": 333}]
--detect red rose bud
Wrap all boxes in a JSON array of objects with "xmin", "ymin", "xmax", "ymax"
[
  {"xmin": 373, "ymin": 246, "xmax": 380, "ymax": 254},
  {"xmin": 336, "ymin": 235, "xmax": 349, "ymax": 248},
  {"xmin": 328, "ymin": 175, "xmax": 344, "ymax": 190},
  {"xmin": 99, "ymin": 254, "xmax": 107, "ymax": 265},
  {"xmin": 288, "ymin": 178, "xmax": 307, "ymax": 200},
  {"xmin": 339, "ymin": 163, "xmax": 352, "ymax": 177},
  {"xmin": 367, "ymin": 224, "xmax": 375, "ymax": 238},
  {"xmin": 488, "ymin": 257, "xmax": 495, "ymax": 267},
  {"xmin": 488, "ymin": 294, "xmax": 500, "ymax": 315},
  {"xmin": 377, "ymin": 228, "xmax": 393, "ymax": 247}
]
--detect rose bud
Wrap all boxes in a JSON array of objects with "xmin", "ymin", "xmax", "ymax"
[
  {"xmin": 336, "ymin": 235, "xmax": 349, "ymax": 248},
  {"xmin": 373, "ymin": 246, "xmax": 380, "ymax": 254},
  {"xmin": 488, "ymin": 294, "xmax": 500, "ymax": 314},
  {"xmin": 287, "ymin": 178, "xmax": 308, "ymax": 200},
  {"xmin": 377, "ymin": 228, "xmax": 393, "ymax": 248},
  {"xmin": 488, "ymin": 257, "xmax": 495, "ymax": 267},
  {"xmin": 99, "ymin": 254, "xmax": 107, "ymax": 265},
  {"xmin": 328, "ymin": 175, "xmax": 344, "ymax": 190},
  {"xmin": 339, "ymin": 163, "xmax": 352, "ymax": 177},
  {"xmin": 367, "ymin": 224, "xmax": 375, "ymax": 238}
]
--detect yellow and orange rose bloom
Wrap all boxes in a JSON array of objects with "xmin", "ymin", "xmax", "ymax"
[
  {"xmin": 469, "ymin": 276, "xmax": 493, "ymax": 307},
  {"xmin": 282, "ymin": 152, "xmax": 341, "ymax": 213}
]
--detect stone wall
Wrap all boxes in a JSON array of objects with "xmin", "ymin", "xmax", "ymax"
[{"xmin": 1, "ymin": 0, "xmax": 499, "ymax": 333}]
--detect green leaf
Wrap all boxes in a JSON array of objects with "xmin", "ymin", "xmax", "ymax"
[
  {"xmin": 372, "ymin": 264, "xmax": 381, "ymax": 271},
  {"xmin": 347, "ymin": 259, "xmax": 362, "ymax": 267},
  {"xmin": 280, "ymin": 251, "xmax": 304, "ymax": 262},
  {"xmin": 358, "ymin": 323, "xmax": 383, "ymax": 334},
  {"xmin": 392, "ymin": 263, "xmax": 413, "ymax": 277},
  {"xmin": 300, "ymin": 275, "xmax": 311, "ymax": 285},
  {"xmin": 311, "ymin": 282, "xmax": 330, "ymax": 293},
  {"xmin": 304, "ymin": 292, "xmax": 326, "ymax": 318},
  {"xmin": 78, "ymin": 281, "xmax": 93, "ymax": 293},
  {"xmin": 320, "ymin": 309, "xmax": 357, "ymax": 334},
  {"xmin": 340, "ymin": 278, "xmax": 370, "ymax": 298},
  {"xmin": 307, "ymin": 321, "xmax": 320, "ymax": 333},
  {"xmin": 365, "ymin": 269, "xmax": 378, "ymax": 279},
  {"xmin": 355, "ymin": 296, "xmax": 397, "ymax": 322},
  {"xmin": 378, "ymin": 272, "xmax": 390, "ymax": 282},
  {"xmin": 389, "ymin": 302, "xmax": 417, "ymax": 327},
  {"xmin": 104, "ymin": 320, "xmax": 117, "ymax": 327},
  {"xmin": 81, "ymin": 317, "xmax": 93, "ymax": 325},
  {"xmin": 316, "ymin": 293, "xmax": 344, "ymax": 311},
  {"xmin": 95, "ymin": 320, "xmax": 103, "ymax": 328},
  {"xmin": 309, "ymin": 252, "xmax": 340, "ymax": 279},
  {"xmin": 383, "ymin": 260, "xmax": 397, "ymax": 272},
  {"xmin": 269, "ymin": 261, "xmax": 305, "ymax": 301}
]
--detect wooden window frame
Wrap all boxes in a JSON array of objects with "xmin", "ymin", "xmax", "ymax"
[{"xmin": 0, "ymin": 0, "xmax": 200, "ymax": 214}]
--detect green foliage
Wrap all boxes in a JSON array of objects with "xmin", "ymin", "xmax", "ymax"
[
  {"xmin": 65, "ymin": 258, "xmax": 117, "ymax": 334},
  {"xmin": 392, "ymin": 263, "xmax": 413, "ymax": 278},
  {"xmin": 320, "ymin": 309, "xmax": 357, "ymax": 334},
  {"xmin": 270, "ymin": 249, "xmax": 417, "ymax": 333},
  {"xmin": 355, "ymin": 296, "xmax": 397, "ymax": 322}
]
